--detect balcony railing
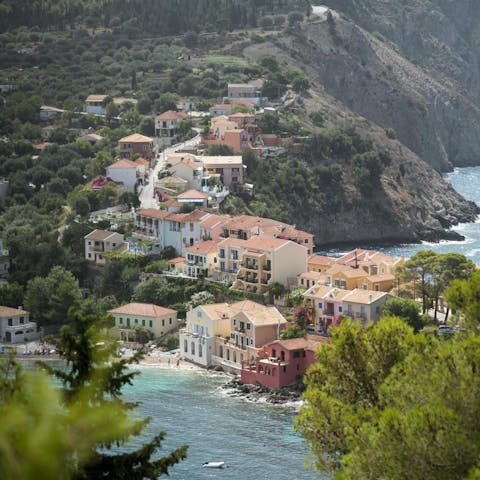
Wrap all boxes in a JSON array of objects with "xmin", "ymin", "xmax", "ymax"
[{"xmin": 322, "ymin": 309, "xmax": 335, "ymax": 316}]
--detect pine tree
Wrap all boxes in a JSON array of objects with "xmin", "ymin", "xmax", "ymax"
[{"xmin": 40, "ymin": 310, "xmax": 187, "ymax": 479}]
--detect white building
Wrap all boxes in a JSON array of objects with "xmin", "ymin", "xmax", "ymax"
[
  {"xmin": 84, "ymin": 230, "xmax": 128, "ymax": 264},
  {"xmin": 109, "ymin": 303, "xmax": 178, "ymax": 341},
  {"xmin": 0, "ymin": 306, "xmax": 40, "ymax": 344},
  {"xmin": 170, "ymin": 159, "xmax": 203, "ymax": 190},
  {"xmin": 180, "ymin": 303, "xmax": 233, "ymax": 367},
  {"xmin": 106, "ymin": 159, "xmax": 144, "ymax": 190},
  {"xmin": 134, "ymin": 209, "xmax": 210, "ymax": 256}
]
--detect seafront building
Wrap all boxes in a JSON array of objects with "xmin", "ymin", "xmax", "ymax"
[
  {"xmin": 241, "ymin": 337, "xmax": 324, "ymax": 388},
  {"xmin": 180, "ymin": 300, "xmax": 287, "ymax": 373},
  {"xmin": 109, "ymin": 302, "xmax": 178, "ymax": 341}
]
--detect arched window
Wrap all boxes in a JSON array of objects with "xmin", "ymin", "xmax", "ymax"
[
  {"xmin": 184, "ymin": 339, "xmax": 188, "ymax": 353},
  {"xmin": 219, "ymin": 345, "xmax": 223, "ymax": 358},
  {"xmin": 191, "ymin": 342, "xmax": 195, "ymax": 355},
  {"xmin": 227, "ymin": 349, "xmax": 230, "ymax": 361},
  {"xmin": 233, "ymin": 351, "xmax": 237, "ymax": 363},
  {"xmin": 198, "ymin": 344, "xmax": 203, "ymax": 358}
]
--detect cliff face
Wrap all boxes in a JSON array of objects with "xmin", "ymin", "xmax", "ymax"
[
  {"xmin": 239, "ymin": 26, "xmax": 480, "ymax": 245},
  {"xmin": 293, "ymin": 19, "xmax": 480, "ymax": 171}
]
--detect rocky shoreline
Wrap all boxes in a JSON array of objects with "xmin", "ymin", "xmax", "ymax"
[{"xmin": 220, "ymin": 377, "xmax": 304, "ymax": 407}]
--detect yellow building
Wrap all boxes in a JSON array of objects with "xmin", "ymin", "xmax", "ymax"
[
  {"xmin": 184, "ymin": 240, "xmax": 219, "ymax": 278},
  {"xmin": 307, "ymin": 254, "xmax": 335, "ymax": 273},
  {"xmin": 214, "ymin": 300, "xmax": 288, "ymax": 373},
  {"xmin": 109, "ymin": 303, "xmax": 178, "ymax": 341},
  {"xmin": 325, "ymin": 264, "xmax": 369, "ymax": 290}
]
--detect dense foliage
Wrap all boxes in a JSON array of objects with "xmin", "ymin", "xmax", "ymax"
[
  {"xmin": 225, "ymin": 125, "xmax": 392, "ymax": 229},
  {"xmin": 0, "ymin": 0, "xmax": 311, "ymax": 33},
  {"xmin": 296, "ymin": 313, "xmax": 480, "ymax": 478}
]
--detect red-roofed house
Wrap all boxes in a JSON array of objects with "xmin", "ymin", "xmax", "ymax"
[
  {"xmin": 215, "ymin": 235, "xmax": 307, "ymax": 292},
  {"xmin": 155, "ymin": 110, "xmax": 188, "ymax": 138},
  {"xmin": 242, "ymin": 337, "xmax": 324, "ymax": 388},
  {"xmin": 109, "ymin": 302, "xmax": 178, "ymax": 341},
  {"xmin": 134, "ymin": 208, "xmax": 210, "ymax": 256},
  {"xmin": 177, "ymin": 189, "xmax": 209, "ymax": 208},
  {"xmin": 118, "ymin": 134, "xmax": 154, "ymax": 159},
  {"xmin": 170, "ymin": 159, "xmax": 203, "ymax": 190},
  {"xmin": 106, "ymin": 158, "xmax": 145, "ymax": 189}
]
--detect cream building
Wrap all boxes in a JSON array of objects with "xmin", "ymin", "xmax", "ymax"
[
  {"xmin": 179, "ymin": 302, "xmax": 233, "ymax": 367},
  {"xmin": 109, "ymin": 302, "xmax": 178, "ymax": 341}
]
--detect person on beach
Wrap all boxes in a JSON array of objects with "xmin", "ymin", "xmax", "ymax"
[{"xmin": 176, "ymin": 358, "xmax": 180, "ymax": 367}]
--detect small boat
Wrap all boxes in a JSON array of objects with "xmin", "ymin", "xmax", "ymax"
[{"xmin": 202, "ymin": 461, "xmax": 226, "ymax": 469}]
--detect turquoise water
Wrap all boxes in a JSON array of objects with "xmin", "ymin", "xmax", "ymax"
[
  {"xmin": 324, "ymin": 167, "xmax": 480, "ymax": 263},
  {"xmin": 122, "ymin": 367, "xmax": 325, "ymax": 479}
]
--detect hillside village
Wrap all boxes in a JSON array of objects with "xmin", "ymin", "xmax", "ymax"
[
  {"xmin": 0, "ymin": 3, "xmax": 473, "ymax": 394},
  {"xmin": 0, "ymin": 74, "xmax": 459, "ymax": 391},
  {"xmin": 2, "ymin": 83, "xmax": 410, "ymax": 388}
]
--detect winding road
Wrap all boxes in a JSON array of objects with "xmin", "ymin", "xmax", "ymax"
[{"xmin": 138, "ymin": 134, "xmax": 201, "ymax": 209}]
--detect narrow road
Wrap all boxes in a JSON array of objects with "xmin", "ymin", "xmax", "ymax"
[{"xmin": 139, "ymin": 134, "xmax": 201, "ymax": 209}]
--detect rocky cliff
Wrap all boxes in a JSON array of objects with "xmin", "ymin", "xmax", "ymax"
[
  {"xmin": 234, "ymin": 7, "xmax": 480, "ymax": 245},
  {"xmin": 306, "ymin": 0, "xmax": 480, "ymax": 170}
]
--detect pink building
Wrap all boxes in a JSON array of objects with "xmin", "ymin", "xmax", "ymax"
[{"xmin": 241, "ymin": 337, "xmax": 323, "ymax": 389}]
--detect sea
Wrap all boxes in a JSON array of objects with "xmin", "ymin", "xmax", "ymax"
[
  {"xmin": 122, "ymin": 367, "xmax": 326, "ymax": 480},
  {"xmin": 90, "ymin": 167, "xmax": 480, "ymax": 478}
]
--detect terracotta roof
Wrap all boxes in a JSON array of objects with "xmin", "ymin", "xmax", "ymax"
[
  {"xmin": 217, "ymin": 237, "xmax": 248, "ymax": 248},
  {"xmin": 86, "ymin": 94, "xmax": 107, "ymax": 103},
  {"xmin": 169, "ymin": 257, "xmax": 185, "ymax": 264},
  {"xmin": 177, "ymin": 189, "xmax": 209, "ymax": 200},
  {"xmin": 224, "ymin": 215, "xmax": 279, "ymax": 232},
  {"xmin": 84, "ymin": 229, "xmax": 117, "ymax": 241},
  {"xmin": 229, "ymin": 299, "xmax": 265, "ymax": 314},
  {"xmin": 308, "ymin": 254, "xmax": 335, "ymax": 266},
  {"xmin": 0, "ymin": 306, "xmax": 29, "ymax": 317},
  {"xmin": 326, "ymin": 264, "xmax": 369, "ymax": 278},
  {"xmin": 274, "ymin": 338, "xmax": 320, "ymax": 351},
  {"xmin": 135, "ymin": 157, "xmax": 150, "ymax": 166},
  {"xmin": 200, "ymin": 214, "xmax": 230, "ymax": 230},
  {"xmin": 186, "ymin": 240, "xmax": 219, "ymax": 255},
  {"xmin": 109, "ymin": 302, "xmax": 176, "ymax": 317},
  {"xmin": 158, "ymin": 176, "xmax": 189, "ymax": 185},
  {"xmin": 234, "ymin": 304, "xmax": 287, "ymax": 326},
  {"xmin": 365, "ymin": 273, "xmax": 396, "ymax": 282},
  {"xmin": 164, "ymin": 199, "xmax": 182, "ymax": 207},
  {"xmin": 198, "ymin": 303, "xmax": 231, "ymax": 321},
  {"xmin": 119, "ymin": 133, "xmax": 153, "ymax": 143},
  {"xmin": 173, "ymin": 159, "xmax": 201, "ymax": 170},
  {"xmin": 343, "ymin": 289, "xmax": 389, "ymax": 304},
  {"xmin": 243, "ymin": 235, "xmax": 292, "ymax": 252},
  {"xmin": 304, "ymin": 285, "xmax": 350, "ymax": 301},
  {"xmin": 299, "ymin": 271, "xmax": 325, "ymax": 281},
  {"xmin": 156, "ymin": 110, "xmax": 188, "ymax": 120},
  {"xmin": 108, "ymin": 159, "xmax": 138, "ymax": 169},
  {"xmin": 136, "ymin": 208, "xmax": 170, "ymax": 220},
  {"xmin": 182, "ymin": 209, "xmax": 209, "ymax": 222}
]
